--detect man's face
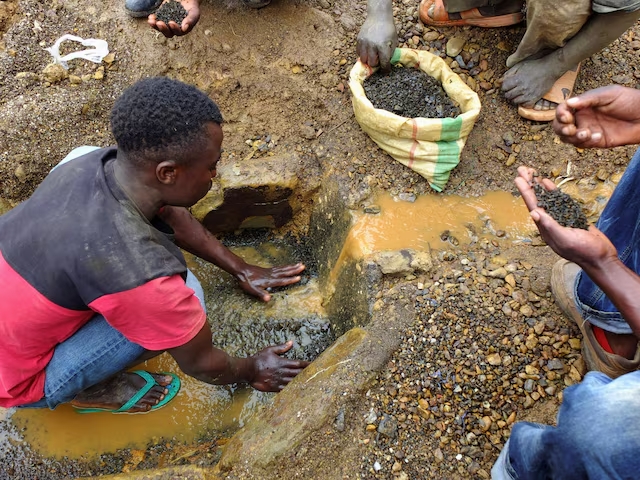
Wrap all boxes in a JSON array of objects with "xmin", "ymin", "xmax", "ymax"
[{"xmin": 173, "ymin": 122, "xmax": 223, "ymax": 207}]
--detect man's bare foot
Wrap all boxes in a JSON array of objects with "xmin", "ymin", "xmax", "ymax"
[
  {"xmin": 70, "ymin": 372, "xmax": 172, "ymax": 413},
  {"xmin": 501, "ymin": 55, "xmax": 565, "ymax": 107}
]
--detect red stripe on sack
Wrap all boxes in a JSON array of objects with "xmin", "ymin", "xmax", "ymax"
[{"xmin": 408, "ymin": 119, "xmax": 418, "ymax": 168}]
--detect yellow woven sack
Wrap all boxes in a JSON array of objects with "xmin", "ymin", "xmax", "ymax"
[{"xmin": 349, "ymin": 48, "xmax": 481, "ymax": 192}]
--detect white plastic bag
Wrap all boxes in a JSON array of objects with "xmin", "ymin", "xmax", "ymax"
[{"xmin": 44, "ymin": 35, "xmax": 109, "ymax": 70}]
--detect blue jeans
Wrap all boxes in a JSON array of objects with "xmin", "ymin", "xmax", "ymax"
[
  {"xmin": 22, "ymin": 147, "xmax": 206, "ymax": 409},
  {"xmin": 492, "ymin": 147, "xmax": 640, "ymax": 479}
]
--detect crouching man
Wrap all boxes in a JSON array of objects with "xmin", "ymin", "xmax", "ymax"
[{"xmin": 0, "ymin": 77, "xmax": 308, "ymax": 414}]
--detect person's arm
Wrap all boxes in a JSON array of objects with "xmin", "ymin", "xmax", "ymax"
[
  {"xmin": 149, "ymin": 0, "xmax": 201, "ymax": 38},
  {"xmin": 554, "ymin": 86, "xmax": 640, "ymax": 148},
  {"xmin": 169, "ymin": 323, "xmax": 309, "ymax": 391},
  {"xmin": 159, "ymin": 206, "xmax": 305, "ymax": 302},
  {"xmin": 515, "ymin": 166, "xmax": 640, "ymax": 335},
  {"xmin": 356, "ymin": 0, "xmax": 398, "ymax": 72}
]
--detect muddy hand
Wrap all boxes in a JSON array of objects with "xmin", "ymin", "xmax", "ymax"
[
  {"xmin": 149, "ymin": 0, "xmax": 200, "ymax": 38},
  {"xmin": 249, "ymin": 341, "xmax": 310, "ymax": 392},
  {"xmin": 554, "ymin": 86, "xmax": 640, "ymax": 149},
  {"xmin": 236, "ymin": 262, "xmax": 305, "ymax": 302},
  {"xmin": 356, "ymin": 14, "xmax": 398, "ymax": 72},
  {"xmin": 515, "ymin": 166, "xmax": 617, "ymax": 268}
]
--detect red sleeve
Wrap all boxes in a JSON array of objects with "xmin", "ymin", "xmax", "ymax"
[{"xmin": 89, "ymin": 275, "xmax": 206, "ymax": 351}]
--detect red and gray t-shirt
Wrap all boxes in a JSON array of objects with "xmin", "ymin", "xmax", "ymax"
[{"xmin": 0, "ymin": 147, "xmax": 206, "ymax": 407}]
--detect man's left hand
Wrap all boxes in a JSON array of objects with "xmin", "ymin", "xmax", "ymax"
[
  {"xmin": 236, "ymin": 263, "xmax": 306, "ymax": 302},
  {"xmin": 149, "ymin": 0, "xmax": 200, "ymax": 38}
]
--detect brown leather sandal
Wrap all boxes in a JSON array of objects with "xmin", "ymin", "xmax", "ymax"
[
  {"xmin": 419, "ymin": 0, "xmax": 524, "ymax": 27},
  {"xmin": 518, "ymin": 63, "xmax": 580, "ymax": 122}
]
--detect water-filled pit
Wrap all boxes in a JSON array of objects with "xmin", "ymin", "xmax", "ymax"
[{"xmin": 0, "ymin": 179, "xmax": 614, "ymax": 476}]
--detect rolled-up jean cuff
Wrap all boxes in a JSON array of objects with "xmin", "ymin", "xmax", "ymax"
[
  {"xmin": 574, "ymin": 273, "xmax": 633, "ymax": 335},
  {"xmin": 491, "ymin": 439, "xmax": 518, "ymax": 480}
]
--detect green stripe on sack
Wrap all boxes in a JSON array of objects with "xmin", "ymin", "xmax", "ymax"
[
  {"xmin": 432, "ymin": 139, "xmax": 461, "ymax": 192},
  {"xmin": 391, "ymin": 48, "xmax": 402, "ymax": 65},
  {"xmin": 439, "ymin": 116, "xmax": 462, "ymax": 142}
]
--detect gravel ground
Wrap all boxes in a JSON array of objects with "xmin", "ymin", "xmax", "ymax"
[{"xmin": 356, "ymin": 240, "xmax": 586, "ymax": 479}]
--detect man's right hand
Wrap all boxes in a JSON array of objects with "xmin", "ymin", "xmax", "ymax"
[
  {"xmin": 554, "ymin": 86, "xmax": 640, "ymax": 149},
  {"xmin": 249, "ymin": 341, "xmax": 310, "ymax": 392},
  {"xmin": 515, "ymin": 166, "xmax": 618, "ymax": 269},
  {"xmin": 356, "ymin": 0, "xmax": 398, "ymax": 72}
]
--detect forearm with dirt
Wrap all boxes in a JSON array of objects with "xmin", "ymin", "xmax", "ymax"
[
  {"xmin": 578, "ymin": 257, "xmax": 640, "ymax": 338},
  {"xmin": 159, "ymin": 205, "xmax": 249, "ymax": 276},
  {"xmin": 169, "ymin": 324, "xmax": 309, "ymax": 391}
]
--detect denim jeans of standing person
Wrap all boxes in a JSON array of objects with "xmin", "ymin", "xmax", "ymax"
[
  {"xmin": 21, "ymin": 146, "xmax": 206, "ymax": 410},
  {"xmin": 492, "ymin": 147, "xmax": 640, "ymax": 479}
]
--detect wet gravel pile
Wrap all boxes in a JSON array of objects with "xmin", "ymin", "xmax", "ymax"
[
  {"xmin": 534, "ymin": 184, "xmax": 589, "ymax": 230},
  {"xmin": 358, "ymin": 243, "xmax": 586, "ymax": 479},
  {"xmin": 154, "ymin": 0, "xmax": 187, "ymax": 25},
  {"xmin": 364, "ymin": 66, "xmax": 461, "ymax": 118}
]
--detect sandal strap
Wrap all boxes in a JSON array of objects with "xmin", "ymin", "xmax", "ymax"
[{"xmin": 115, "ymin": 370, "xmax": 156, "ymax": 413}]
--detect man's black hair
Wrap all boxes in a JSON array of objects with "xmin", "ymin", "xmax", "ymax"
[{"xmin": 110, "ymin": 77, "xmax": 223, "ymax": 164}]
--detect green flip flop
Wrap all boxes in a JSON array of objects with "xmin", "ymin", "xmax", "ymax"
[{"xmin": 73, "ymin": 370, "xmax": 181, "ymax": 414}]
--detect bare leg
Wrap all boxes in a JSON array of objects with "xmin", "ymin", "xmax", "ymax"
[
  {"xmin": 502, "ymin": 10, "xmax": 640, "ymax": 108},
  {"xmin": 70, "ymin": 372, "xmax": 173, "ymax": 413}
]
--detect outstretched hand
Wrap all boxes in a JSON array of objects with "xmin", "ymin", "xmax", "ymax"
[
  {"xmin": 149, "ymin": 0, "xmax": 200, "ymax": 38},
  {"xmin": 250, "ymin": 341, "xmax": 310, "ymax": 392},
  {"xmin": 236, "ymin": 262, "xmax": 305, "ymax": 302},
  {"xmin": 553, "ymin": 86, "xmax": 640, "ymax": 149},
  {"xmin": 515, "ymin": 166, "xmax": 618, "ymax": 268},
  {"xmin": 356, "ymin": 13, "xmax": 398, "ymax": 72}
]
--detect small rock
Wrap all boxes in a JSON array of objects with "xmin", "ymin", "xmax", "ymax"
[
  {"xmin": 547, "ymin": 359, "xmax": 564, "ymax": 370},
  {"xmin": 423, "ymin": 31, "xmax": 439, "ymax": 42},
  {"xmin": 519, "ymin": 304, "xmax": 533, "ymax": 316},
  {"xmin": 446, "ymin": 37, "xmax": 466, "ymax": 57},
  {"xmin": 398, "ymin": 192, "xmax": 417, "ymax": 203},
  {"xmin": 533, "ymin": 321, "xmax": 546, "ymax": 335},
  {"xmin": 434, "ymin": 448, "xmax": 444, "ymax": 462},
  {"xmin": 486, "ymin": 353, "xmax": 501, "ymax": 366},
  {"xmin": 103, "ymin": 53, "xmax": 115, "ymax": 64},
  {"xmin": 94, "ymin": 66, "xmax": 105, "ymax": 80},
  {"xmin": 378, "ymin": 414, "xmax": 398, "ymax": 438},
  {"xmin": 14, "ymin": 164, "xmax": 26, "ymax": 182},
  {"xmin": 524, "ymin": 379, "xmax": 535, "ymax": 392},
  {"xmin": 487, "ymin": 267, "xmax": 507, "ymax": 279},
  {"xmin": 479, "ymin": 416, "xmax": 492, "ymax": 432},
  {"xmin": 569, "ymin": 338, "xmax": 581, "ymax": 350},
  {"xmin": 300, "ymin": 125, "xmax": 316, "ymax": 140},
  {"xmin": 42, "ymin": 63, "xmax": 68, "ymax": 83},
  {"xmin": 568, "ymin": 365, "xmax": 582, "ymax": 383},
  {"xmin": 364, "ymin": 205, "xmax": 381, "ymax": 214},
  {"xmin": 596, "ymin": 168, "xmax": 608, "ymax": 181},
  {"xmin": 504, "ymin": 274, "xmax": 516, "ymax": 287}
]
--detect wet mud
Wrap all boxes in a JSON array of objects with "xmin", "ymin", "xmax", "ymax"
[{"xmin": 363, "ymin": 66, "xmax": 461, "ymax": 119}]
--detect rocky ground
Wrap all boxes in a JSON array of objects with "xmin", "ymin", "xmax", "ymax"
[{"xmin": 0, "ymin": 0, "xmax": 639, "ymax": 478}]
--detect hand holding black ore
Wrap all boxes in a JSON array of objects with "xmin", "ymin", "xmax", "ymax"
[{"xmin": 532, "ymin": 183, "xmax": 589, "ymax": 230}]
